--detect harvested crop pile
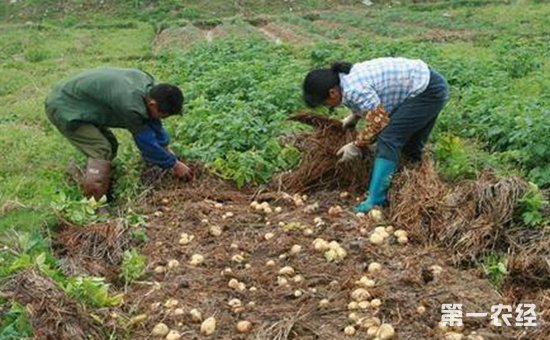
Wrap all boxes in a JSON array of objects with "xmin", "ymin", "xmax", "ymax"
[
  {"xmin": 54, "ymin": 221, "xmax": 135, "ymax": 279},
  {"xmin": 277, "ymin": 113, "xmax": 372, "ymax": 193},
  {"xmin": 389, "ymin": 161, "xmax": 528, "ymax": 263},
  {"xmin": 2, "ymin": 270, "xmax": 104, "ymax": 339},
  {"xmin": 505, "ymin": 227, "xmax": 550, "ymax": 289}
]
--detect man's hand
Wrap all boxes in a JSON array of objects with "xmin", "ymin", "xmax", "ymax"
[
  {"xmin": 341, "ymin": 114, "xmax": 361, "ymax": 130},
  {"xmin": 173, "ymin": 160, "xmax": 193, "ymax": 180},
  {"xmin": 336, "ymin": 142, "xmax": 362, "ymax": 163}
]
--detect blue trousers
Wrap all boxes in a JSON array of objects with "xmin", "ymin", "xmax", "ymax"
[{"xmin": 376, "ymin": 68, "xmax": 450, "ymax": 163}]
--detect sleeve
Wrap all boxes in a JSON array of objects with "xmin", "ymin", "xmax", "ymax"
[
  {"xmin": 133, "ymin": 125, "xmax": 177, "ymax": 169},
  {"xmin": 147, "ymin": 119, "xmax": 170, "ymax": 147},
  {"xmin": 355, "ymin": 105, "xmax": 390, "ymax": 148},
  {"xmin": 346, "ymin": 89, "xmax": 381, "ymax": 117}
]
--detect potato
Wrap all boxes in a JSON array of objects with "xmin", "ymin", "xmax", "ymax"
[
  {"xmin": 236, "ymin": 320, "xmax": 252, "ymax": 333},
  {"xmin": 348, "ymin": 312, "xmax": 359, "ymax": 321},
  {"xmin": 209, "ymin": 225, "xmax": 222, "ymax": 236},
  {"xmin": 166, "ymin": 330, "xmax": 181, "ymax": 340},
  {"xmin": 303, "ymin": 228, "xmax": 314, "ymax": 236},
  {"xmin": 357, "ymin": 276, "xmax": 376, "ymax": 288},
  {"xmin": 359, "ymin": 317, "xmax": 381, "ymax": 329},
  {"xmin": 351, "ymin": 288, "xmax": 370, "ymax": 301},
  {"xmin": 368, "ymin": 262, "xmax": 382, "ymax": 274},
  {"xmin": 319, "ymin": 299, "xmax": 329, "ymax": 308},
  {"xmin": 377, "ymin": 324, "xmax": 395, "ymax": 339},
  {"xmin": 275, "ymin": 206, "xmax": 283, "ymax": 213},
  {"xmin": 228, "ymin": 298, "xmax": 242, "ymax": 308},
  {"xmin": 167, "ymin": 259, "xmax": 180, "ymax": 269},
  {"xmin": 385, "ymin": 225, "xmax": 394, "ymax": 233},
  {"xmin": 358, "ymin": 301, "xmax": 370, "ymax": 309},
  {"xmin": 393, "ymin": 230, "xmax": 408, "ymax": 238},
  {"xmin": 189, "ymin": 254, "xmax": 204, "ymax": 266},
  {"xmin": 304, "ymin": 202, "xmax": 320, "ymax": 213},
  {"xmin": 377, "ymin": 230, "xmax": 390, "ymax": 239},
  {"xmin": 266, "ymin": 259, "xmax": 276, "ymax": 267},
  {"xmin": 313, "ymin": 238, "xmax": 330, "ymax": 251},
  {"xmin": 366, "ymin": 326, "xmax": 379, "ymax": 337},
  {"xmin": 178, "ymin": 233, "xmax": 194, "ymax": 245},
  {"xmin": 154, "ymin": 266, "xmax": 165, "ymax": 274},
  {"xmin": 190, "ymin": 308, "xmax": 202, "ymax": 322},
  {"xmin": 264, "ymin": 232, "xmax": 274, "ymax": 240},
  {"xmin": 368, "ymin": 208, "xmax": 383, "ymax": 221},
  {"xmin": 417, "ymin": 305, "xmax": 426, "ymax": 314},
  {"xmin": 374, "ymin": 227, "xmax": 386, "ymax": 234},
  {"xmin": 228, "ymin": 279, "xmax": 240, "ymax": 289},
  {"xmin": 430, "ymin": 265, "xmax": 443, "ymax": 276},
  {"xmin": 292, "ymin": 275, "xmax": 304, "ymax": 283},
  {"xmin": 348, "ymin": 301, "xmax": 358, "ymax": 310},
  {"xmin": 370, "ymin": 298, "xmax": 382, "ymax": 308},
  {"xmin": 164, "ymin": 298, "xmax": 178, "ymax": 308},
  {"xmin": 369, "ymin": 233, "xmax": 384, "ymax": 245},
  {"xmin": 294, "ymin": 290, "xmax": 303, "ymax": 297},
  {"xmin": 279, "ymin": 266, "xmax": 295, "ymax": 276},
  {"xmin": 277, "ymin": 276, "xmax": 288, "ymax": 286},
  {"xmin": 397, "ymin": 236, "xmax": 408, "ymax": 245},
  {"xmin": 328, "ymin": 205, "xmax": 343, "ymax": 217},
  {"xmin": 200, "ymin": 317, "xmax": 216, "ymax": 336},
  {"xmin": 250, "ymin": 201, "xmax": 259, "ymax": 209},
  {"xmin": 324, "ymin": 241, "xmax": 347, "ymax": 262},
  {"xmin": 231, "ymin": 254, "xmax": 245, "ymax": 263},
  {"xmin": 174, "ymin": 308, "xmax": 185, "ymax": 316},
  {"xmin": 290, "ymin": 244, "xmax": 302, "ymax": 255},
  {"xmin": 249, "ymin": 286, "xmax": 258, "ymax": 292},
  {"xmin": 151, "ymin": 323, "xmax": 169, "ymax": 337},
  {"xmin": 344, "ymin": 325, "xmax": 356, "ymax": 336},
  {"xmin": 444, "ymin": 332, "xmax": 463, "ymax": 340}
]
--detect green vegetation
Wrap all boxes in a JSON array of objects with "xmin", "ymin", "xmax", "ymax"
[
  {"xmin": 0, "ymin": 0, "xmax": 548, "ymax": 337},
  {"xmin": 482, "ymin": 253, "xmax": 508, "ymax": 288},
  {"xmin": 119, "ymin": 249, "xmax": 147, "ymax": 285}
]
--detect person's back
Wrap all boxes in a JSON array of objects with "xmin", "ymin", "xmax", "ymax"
[
  {"xmin": 340, "ymin": 57, "xmax": 430, "ymax": 114},
  {"xmin": 47, "ymin": 67, "xmax": 153, "ymax": 133}
]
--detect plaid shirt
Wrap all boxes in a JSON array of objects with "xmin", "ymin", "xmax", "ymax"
[{"xmin": 339, "ymin": 58, "xmax": 430, "ymax": 115}]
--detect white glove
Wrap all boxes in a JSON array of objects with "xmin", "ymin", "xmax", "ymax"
[
  {"xmin": 336, "ymin": 142, "xmax": 362, "ymax": 163},
  {"xmin": 341, "ymin": 114, "xmax": 361, "ymax": 129}
]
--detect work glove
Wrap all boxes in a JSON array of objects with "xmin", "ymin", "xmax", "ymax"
[
  {"xmin": 336, "ymin": 142, "xmax": 362, "ymax": 163},
  {"xmin": 341, "ymin": 114, "xmax": 361, "ymax": 130}
]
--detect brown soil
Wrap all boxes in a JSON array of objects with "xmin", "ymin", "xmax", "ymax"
[
  {"xmin": 10, "ymin": 119, "xmax": 547, "ymax": 339},
  {"xmin": 256, "ymin": 22, "xmax": 314, "ymax": 45},
  {"xmin": 152, "ymin": 26, "xmax": 205, "ymax": 53}
]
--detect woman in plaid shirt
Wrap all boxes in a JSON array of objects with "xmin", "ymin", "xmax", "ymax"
[{"xmin": 303, "ymin": 57, "xmax": 449, "ymax": 213}]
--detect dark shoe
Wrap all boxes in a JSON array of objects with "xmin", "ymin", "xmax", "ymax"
[{"xmin": 81, "ymin": 159, "xmax": 112, "ymax": 200}]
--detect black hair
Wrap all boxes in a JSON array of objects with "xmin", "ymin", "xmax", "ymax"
[
  {"xmin": 149, "ymin": 83, "xmax": 184, "ymax": 115},
  {"xmin": 302, "ymin": 62, "xmax": 353, "ymax": 108}
]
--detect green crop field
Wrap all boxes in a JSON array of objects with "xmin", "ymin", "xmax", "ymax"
[{"xmin": 1, "ymin": 1, "xmax": 549, "ymax": 339}]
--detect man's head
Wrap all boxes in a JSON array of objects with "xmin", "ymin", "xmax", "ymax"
[{"xmin": 146, "ymin": 83, "xmax": 184, "ymax": 119}]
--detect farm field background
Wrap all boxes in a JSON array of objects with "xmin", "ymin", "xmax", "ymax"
[{"xmin": 0, "ymin": 0, "xmax": 549, "ymax": 339}]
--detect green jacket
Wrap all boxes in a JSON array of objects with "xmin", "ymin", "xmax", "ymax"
[{"xmin": 46, "ymin": 67, "xmax": 154, "ymax": 134}]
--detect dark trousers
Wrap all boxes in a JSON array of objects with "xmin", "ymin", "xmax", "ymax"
[{"xmin": 376, "ymin": 68, "xmax": 450, "ymax": 163}]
